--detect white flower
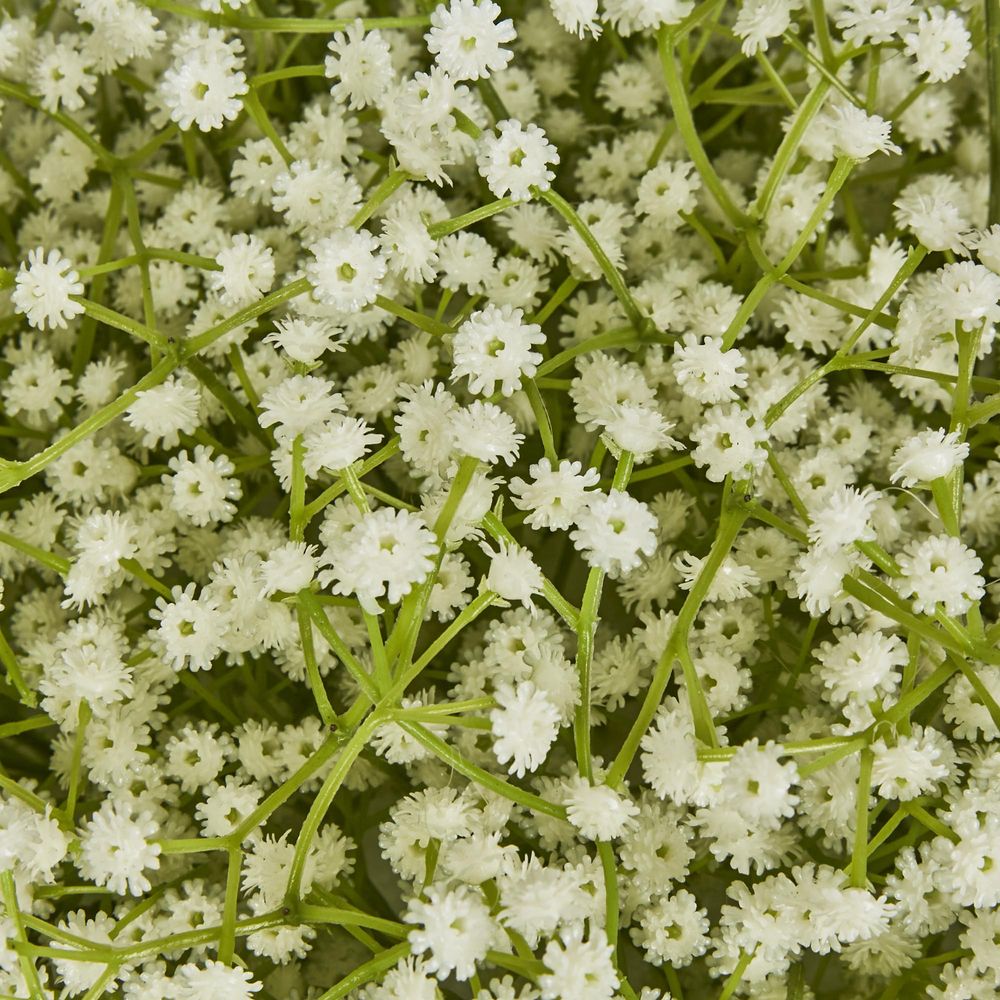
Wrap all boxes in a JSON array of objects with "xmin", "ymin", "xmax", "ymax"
[
  {"xmin": 451, "ymin": 304, "xmax": 546, "ymax": 397},
  {"xmin": 571, "ymin": 490, "xmax": 657, "ymax": 577},
  {"xmin": 672, "ymin": 334, "xmax": 748, "ymax": 404},
  {"xmin": 835, "ymin": 0, "xmax": 914, "ymax": 45},
  {"xmin": 257, "ymin": 541, "xmax": 317, "ymax": 597},
  {"xmin": 509, "ymin": 458, "xmax": 600, "ymax": 530},
  {"xmin": 814, "ymin": 628, "xmax": 906, "ymax": 706},
  {"xmin": 306, "ymin": 229, "xmax": 386, "ymax": 311},
  {"xmin": 550, "ymin": 0, "xmax": 602, "ymax": 37},
  {"xmin": 565, "ymin": 780, "xmax": 639, "ymax": 840},
  {"xmin": 304, "ymin": 415, "xmax": 382, "ymax": 474},
  {"xmin": 258, "ymin": 375, "xmax": 346, "ymax": 445},
  {"xmin": 175, "ymin": 960, "xmax": 262, "ymax": 1000},
  {"xmin": 12, "ymin": 247, "xmax": 85, "ymax": 329},
  {"xmin": 902, "ymin": 6, "xmax": 971, "ymax": 82},
  {"xmin": 890, "ymin": 429, "xmax": 969, "ymax": 487},
  {"xmin": 485, "ymin": 539, "xmax": 544, "ymax": 609},
  {"xmin": 733, "ymin": 0, "xmax": 802, "ymax": 55},
  {"xmin": 930, "ymin": 261, "xmax": 1000, "ymax": 327},
  {"xmin": 490, "ymin": 680, "xmax": 560, "ymax": 777},
  {"xmin": 322, "ymin": 507, "xmax": 438, "ymax": 613},
  {"xmin": 405, "ymin": 884, "xmax": 500, "ymax": 980},
  {"xmin": 266, "ymin": 316, "xmax": 343, "ymax": 364},
  {"xmin": 896, "ymin": 534, "xmax": 985, "ymax": 616},
  {"xmin": 78, "ymin": 799, "xmax": 161, "ymax": 896},
  {"xmin": 325, "ymin": 20, "xmax": 393, "ymax": 109},
  {"xmin": 636, "ymin": 160, "xmax": 702, "ymax": 220},
  {"xmin": 829, "ymin": 105, "xmax": 900, "ymax": 160},
  {"xmin": 720, "ymin": 739, "xmax": 799, "ymax": 829},
  {"xmin": 33, "ymin": 37, "xmax": 96, "ymax": 111},
  {"xmin": 871, "ymin": 725, "xmax": 957, "ymax": 800},
  {"xmin": 600, "ymin": 401, "xmax": 682, "ymax": 457},
  {"xmin": 632, "ymin": 889, "xmax": 710, "ymax": 966},
  {"xmin": 125, "ymin": 375, "xmax": 201, "ymax": 448},
  {"xmin": 476, "ymin": 120, "xmax": 559, "ymax": 201},
  {"xmin": 425, "ymin": 0, "xmax": 516, "ymax": 80},
  {"xmin": 689, "ymin": 405, "xmax": 768, "ymax": 484},
  {"xmin": 160, "ymin": 28, "xmax": 248, "ymax": 131},
  {"xmin": 452, "ymin": 401, "xmax": 524, "ymax": 464},
  {"xmin": 539, "ymin": 925, "xmax": 618, "ymax": 1000},
  {"xmin": 604, "ymin": 0, "xmax": 694, "ymax": 34},
  {"xmin": 152, "ymin": 583, "xmax": 226, "ymax": 671},
  {"xmin": 0, "ymin": 801, "xmax": 69, "ymax": 883},
  {"xmin": 210, "ymin": 233, "xmax": 274, "ymax": 306},
  {"xmin": 807, "ymin": 485, "xmax": 881, "ymax": 554},
  {"xmin": 165, "ymin": 445, "xmax": 242, "ymax": 526}
]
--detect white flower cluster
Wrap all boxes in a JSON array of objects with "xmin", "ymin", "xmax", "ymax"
[{"xmin": 0, "ymin": 0, "xmax": 997, "ymax": 999}]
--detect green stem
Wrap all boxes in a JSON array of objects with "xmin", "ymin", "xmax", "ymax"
[
  {"xmin": 297, "ymin": 600, "xmax": 338, "ymax": 726},
  {"xmin": 218, "ymin": 847, "xmax": 242, "ymax": 965},
  {"xmin": 539, "ymin": 188, "xmax": 646, "ymax": 332},
  {"xmin": 285, "ymin": 715, "xmax": 382, "ymax": 904},
  {"xmin": 837, "ymin": 245, "xmax": 927, "ymax": 356},
  {"xmin": 531, "ymin": 275, "xmax": 579, "ymax": 324},
  {"xmin": 397, "ymin": 720, "xmax": 566, "ymax": 819},
  {"xmin": 426, "ymin": 198, "xmax": 515, "ymax": 240},
  {"xmin": 64, "ymin": 701, "xmax": 91, "ymax": 825},
  {"xmin": 523, "ymin": 379, "xmax": 558, "ymax": 463},
  {"xmin": 608, "ymin": 485, "xmax": 747, "ymax": 785},
  {"xmin": 849, "ymin": 748, "xmax": 874, "ymax": 887},
  {"xmin": 350, "ymin": 168, "xmax": 410, "ymax": 230},
  {"xmin": 290, "ymin": 435, "xmax": 306, "ymax": 541},
  {"xmin": 724, "ymin": 157, "xmax": 855, "ymax": 350},
  {"xmin": 0, "ymin": 529, "xmax": 70, "ymax": 574},
  {"xmin": 573, "ymin": 567, "xmax": 605, "ymax": 782},
  {"xmin": 1, "ymin": 870, "xmax": 46, "ymax": 1000},
  {"xmin": 989, "ymin": 0, "xmax": 1000, "ymax": 224},
  {"xmin": 301, "ymin": 590, "xmax": 380, "ymax": 706},
  {"xmin": 251, "ymin": 63, "xmax": 326, "ymax": 87},
  {"xmin": 658, "ymin": 27, "xmax": 750, "ymax": 230},
  {"xmin": 0, "ymin": 628, "xmax": 36, "ymax": 706},
  {"xmin": 314, "ymin": 942, "xmax": 411, "ymax": 1000}
]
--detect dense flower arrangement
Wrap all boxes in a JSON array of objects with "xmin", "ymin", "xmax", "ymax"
[{"xmin": 1, "ymin": 0, "xmax": 1000, "ymax": 996}]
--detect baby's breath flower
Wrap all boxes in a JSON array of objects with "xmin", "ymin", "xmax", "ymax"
[{"xmin": 12, "ymin": 247, "xmax": 85, "ymax": 330}]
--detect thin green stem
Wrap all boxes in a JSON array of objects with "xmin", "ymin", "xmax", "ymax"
[
  {"xmin": 539, "ymin": 188, "xmax": 646, "ymax": 332},
  {"xmin": 426, "ymin": 198, "xmax": 515, "ymax": 240},
  {"xmin": 658, "ymin": 27, "xmax": 750, "ymax": 230},
  {"xmin": 1, "ymin": 870, "xmax": 46, "ymax": 1000}
]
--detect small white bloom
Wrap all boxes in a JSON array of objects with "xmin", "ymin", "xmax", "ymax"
[
  {"xmin": 903, "ymin": 6, "xmax": 971, "ymax": 82},
  {"xmin": 807, "ymin": 485, "xmax": 881, "ymax": 554},
  {"xmin": 306, "ymin": 229, "xmax": 386, "ymax": 311},
  {"xmin": 210, "ymin": 233, "xmax": 274, "ymax": 306},
  {"xmin": 322, "ymin": 507, "xmax": 438, "ymax": 613},
  {"xmin": 257, "ymin": 541, "xmax": 317, "ymax": 598},
  {"xmin": 325, "ymin": 20, "xmax": 393, "ymax": 109},
  {"xmin": 12, "ymin": 247, "xmax": 85, "ymax": 330},
  {"xmin": 405, "ymin": 884, "xmax": 500, "ymax": 980},
  {"xmin": 78, "ymin": 799, "xmax": 162, "ymax": 896},
  {"xmin": 830, "ymin": 105, "xmax": 901, "ymax": 160},
  {"xmin": 484, "ymin": 539, "xmax": 544, "ymax": 609},
  {"xmin": 890, "ymin": 429, "xmax": 969, "ymax": 487},
  {"xmin": 509, "ymin": 458, "xmax": 600, "ymax": 530},
  {"xmin": 490, "ymin": 681, "xmax": 560, "ymax": 777},
  {"xmin": 896, "ymin": 534, "xmax": 985, "ymax": 616},
  {"xmin": 571, "ymin": 490, "xmax": 658, "ymax": 577},
  {"xmin": 451, "ymin": 304, "xmax": 545, "ymax": 397},
  {"xmin": 565, "ymin": 780, "xmax": 640, "ymax": 840},
  {"xmin": 452, "ymin": 401, "xmax": 524, "ymax": 465},
  {"xmin": 476, "ymin": 119, "xmax": 559, "ymax": 201},
  {"xmin": 672, "ymin": 334, "xmax": 748, "ymax": 404},
  {"xmin": 425, "ymin": 0, "xmax": 516, "ymax": 80}
]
